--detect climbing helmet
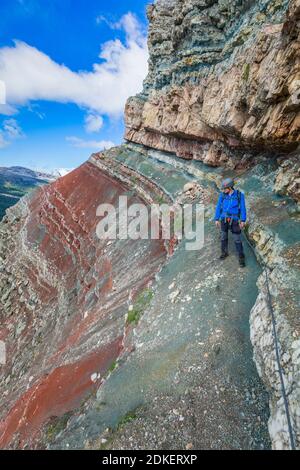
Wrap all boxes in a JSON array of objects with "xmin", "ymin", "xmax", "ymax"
[{"xmin": 221, "ymin": 177, "xmax": 234, "ymax": 190}]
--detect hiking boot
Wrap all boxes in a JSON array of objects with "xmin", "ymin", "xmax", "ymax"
[
  {"xmin": 239, "ymin": 256, "xmax": 245, "ymax": 267},
  {"xmin": 220, "ymin": 252, "xmax": 228, "ymax": 260}
]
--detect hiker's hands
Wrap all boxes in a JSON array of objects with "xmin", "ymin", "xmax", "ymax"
[
  {"xmin": 239, "ymin": 221, "xmax": 246, "ymax": 229},
  {"xmin": 215, "ymin": 220, "xmax": 220, "ymax": 228}
]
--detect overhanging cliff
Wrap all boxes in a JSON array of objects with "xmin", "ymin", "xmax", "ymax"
[{"xmin": 126, "ymin": 0, "xmax": 299, "ymax": 174}]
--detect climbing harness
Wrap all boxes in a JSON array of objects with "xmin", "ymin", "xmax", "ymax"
[{"xmin": 241, "ymin": 229, "xmax": 296, "ymax": 450}]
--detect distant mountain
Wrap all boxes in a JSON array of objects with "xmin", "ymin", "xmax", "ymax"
[
  {"xmin": 0, "ymin": 166, "xmax": 55, "ymax": 220},
  {"xmin": 49, "ymin": 168, "xmax": 73, "ymax": 178}
]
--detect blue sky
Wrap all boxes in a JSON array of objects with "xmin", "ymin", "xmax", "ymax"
[{"xmin": 0, "ymin": 0, "xmax": 151, "ymax": 172}]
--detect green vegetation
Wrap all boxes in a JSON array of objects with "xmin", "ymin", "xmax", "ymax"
[
  {"xmin": 155, "ymin": 194, "xmax": 167, "ymax": 205},
  {"xmin": 113, "ymin": 407, "xmax": 142, "ymax": 436},
  {"xmin": 108, "ymin": 360, "xmax": 117, "ymax": 373},
  {"xmin": 242, "ymin": 63, "xmax": 250, "ymax": 82},
  {"xmin": 184, "ymin": 56, "xmax": 196, "ymax": 66},
  {"xmin": 98, "ymin": 407, "xmax": 143, "ymax": 449},
  {"xmin": 95, "ymin": 401, "xmax": 107, "ymax": 412},
  {"xmin": 266, "ymin": 0, "xmax": 284, "ymax": 14},
  {"xmin": 46, "ymin": 411, "xmax": 73, "ymax": 441},
  {"xmin": 118, "ymin": 411, "xmax": 137, "ymax": 429},
  {"xmin": 126, "ymin": 288, "xmax": 154, "ymax": 326},
  {"xmin": 117, "ymin": 410, "xmax": 138, "ymax": 428},
  {"xmin": 130, "ymin": 175, "xmax": 139, "ymax": 185}
]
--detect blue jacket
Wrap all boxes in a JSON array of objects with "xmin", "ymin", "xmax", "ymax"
[{"xmin": 214, "ymin": 189, "xmax": 247, "ymax": 222}]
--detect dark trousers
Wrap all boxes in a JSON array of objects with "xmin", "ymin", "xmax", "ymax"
[{"xmin": 221, "ymin": 219, "xmax": 244, "ymax": 257}]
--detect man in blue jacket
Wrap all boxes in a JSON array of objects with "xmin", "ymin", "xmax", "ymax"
[{"xmin": 214, "ymin": 178, "xmax": 246, "ymax": 267}]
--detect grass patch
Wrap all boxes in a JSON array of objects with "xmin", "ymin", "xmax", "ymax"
[
  {"xmin": 108, "ymin": 360, "xmax": 117, "ymax": 373},
  {"xmin": 95, "ymin": 401, "xmax": 107, "ymax": 412},
  {"xmin": 130, "ymin": 175, "xmax": 139, "ymax": 185},
  {"xmin": 117, "ymin": 411, "xmax": 138, "ymax": 428},
  {"xmin": 155, "ymin": 194, "xmax": 168, "ymax": 205},
  {"xmin": 96, "ymin": 406, "xmax": 144, "ymax": 449},
  {"xmin": 242, "ymin": 63, "xmax": 250, "ymax": 81},
  {"xmin": 46, "ymin": 411, "xmax": 73, "ymax": 441},
  {"xmin": 126, "ymin": 288, "xmax": 154, "ymax": 326}
]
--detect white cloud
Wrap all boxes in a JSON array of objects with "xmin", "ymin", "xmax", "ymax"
[
  {"xmin": 3, "ymin": 118, "xmax": 24, "ymax": 139},
  {"xmin": 96, "ymin": 11, "xmax": 147, "ymax": 44},
  {"xmin": 0, "ymin": 118, "xmax": 24, "ymax": 148},
  {"xmin": 0, "ymin": 104, "xmax": 18, "ymax": 116},
  {"xmin": 0, "ymin": 12, "xmax": 148, "ymax": 118},
  {"xmin": 66, "ymin": 136, "xmax": 115, "ymax": 150},
  {"xmin": 0, "ymin": 132, "xmax": 9, "ymax": 148},
  {"xmin": 113, "ymin": 11, "xmax": 147, "ymax": 44},
  {"xmin": 27, "ymin": 103, "xmax": 45, "ymax": 120},
  {"xmin": 0, "ymin": 79, "xmax": 6, "ymax": 104},
  {"xmin": 96, "ymin": 14, "xmax": 113, "ymax": 27},
  {"xmin": 84, "ymin": 113, "xmax": 103, "ymax": 133}
]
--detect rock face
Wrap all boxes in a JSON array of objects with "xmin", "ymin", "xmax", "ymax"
[
  {"xmin": 0, "ymin": 159, "xmax": 169, "ymax": 448},
  {"xmin": 0, "ymin": 0, "xmax": 299, "ymax": 451},
  {"xmin": 237, "ymin": 162, "xmax": 300, "ymax": 450},
  {"xmin": 125, "ymin": 0, "xmax": 299, "ymax": 169},
  {"xmin": 274, "ymin": 153, "xmax": 300, "ymax": 204}
]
